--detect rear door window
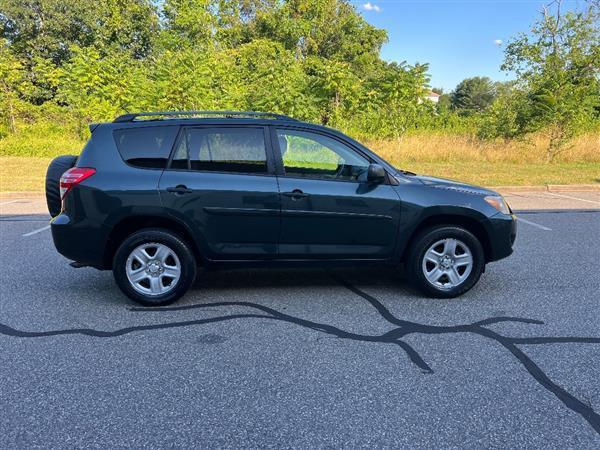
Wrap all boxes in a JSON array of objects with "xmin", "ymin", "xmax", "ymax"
[
  {"xmin": 113, "ymin": 126, "xmax": 179, "ymax": 169},
  {"xmin": 170, "ymin": 127, "xmax": 268, "ymax": 174}
]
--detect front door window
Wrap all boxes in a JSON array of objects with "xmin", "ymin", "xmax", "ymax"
[{"xmin": 276, "ymin": 129, "xmax": 370, "ymax": 182}]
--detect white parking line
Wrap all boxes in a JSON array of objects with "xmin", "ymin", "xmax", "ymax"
[
  {"xmin": 0, "ymin": 199, "xmax": 22, "ymax": 206},
  {"xmin": 547, "ymin": 192, "xmax": 600, "ymax": 205},
  {"xmin": 517, "ymin": 217, "xmax": 552, "ymax": 231},
  {"xmin": 22, "ymin": 225, "xmax": 50, "ymax": 237}
]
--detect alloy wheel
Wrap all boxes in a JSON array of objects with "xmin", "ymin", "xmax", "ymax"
[
  {"xmin": 421, "ymin": 238, "xmax": 473, "ymax": 290},
  {"xmin": 125, "ymin": 243, "xmax": 181, "ymax": 296}
]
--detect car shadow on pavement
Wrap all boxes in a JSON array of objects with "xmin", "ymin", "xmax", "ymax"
[
  {"xmin": 0, "ymin": 274, "xmax": 598, "ymax": 435},
  {"xmin": 191, "ymin": 266, "xmax": 411, "ymax": 291}
]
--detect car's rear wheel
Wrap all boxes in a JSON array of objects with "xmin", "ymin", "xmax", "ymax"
[
  {"xmin": 407, "ymin": 225, "xmax": 484, "ymax": 298},
  {"xmin": 113, "ymin": 228, "xmax": 196, "ymax": 306},
  {"xmin": 45, "ymin": 155, "xmax": 77, "ymax": 217}
]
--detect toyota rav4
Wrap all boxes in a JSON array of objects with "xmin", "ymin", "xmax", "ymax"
[{"xmin": 46, "ymin": 111, "xmax": 516, "ymax": 306}]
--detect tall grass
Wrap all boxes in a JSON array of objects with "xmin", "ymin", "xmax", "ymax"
[
  {"xmin": 0, "ymin": 121, "xmax": 86, "ymax": 157},
  {"xmin": 365, "ymin": 132, "xmax": 600, "ymax": 166},
  {"xmin": 1, "ymin": 116, "xmax": 598, "ymax": 191},
  {"xmin": 2, "ymin": 122, "xmax": 598, "ymax": 165},
  {"xmin": 0, "ymin": 106, "xmax": 87, "ymax": 158}
]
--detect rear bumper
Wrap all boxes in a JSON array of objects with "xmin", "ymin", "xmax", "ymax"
[
  {"xmin": 487, "ymin": 212, "xmax": 517, "ymax": 262},
  {"xmin": 51, "ymin": 213, "xmax": 108, "ymax": 269}
]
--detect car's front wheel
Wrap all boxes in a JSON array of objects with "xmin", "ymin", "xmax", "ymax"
[
  {"xmin": 113, "ymin": 228, "xmax": 197, "ymax": 306},
  {"xmin": 407, "ymin": 225, "xmax": 485, "ymax": 298}
]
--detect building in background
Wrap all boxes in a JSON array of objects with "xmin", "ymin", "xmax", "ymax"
[{"xmin": 424, "ymin": 91, "xmax": 440, "ymax": 103}]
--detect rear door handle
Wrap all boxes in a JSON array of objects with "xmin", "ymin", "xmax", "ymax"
[
  {"xmin": 166, "ymin": 185, "xmax": 193, "ymax": 195},
  {"xmin": 282, "ymin": 189, "xmax": 308, "ymax": 200}
]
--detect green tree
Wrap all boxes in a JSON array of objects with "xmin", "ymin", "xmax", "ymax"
[
  {"xmin": 430, "ymin": 88, "xmax": 452, "ymax": 113},
  {"xmin": 0, "ymin": 0, "xmax": 439, "ymax": 142},
  {"xmin": 358, "ymin": 62, "xmax": 431, "ymax": 139},
  {"xmin": 450, "ymin": 76, "xmax": 497, "ymax": 115},
  {"xmin": 141, "ymin": 48, "xmax": 226, "ymax": 111},
  {"xmin": 1, "ymin": 0, "xmax": 158, "ymax": 102},
  {"xmin": 250, "ymin": 0, "xmax": 387, "ymax": 69},
  {"xmin": 161, "ymin": 0, "xmax": 216, "ymax": 50},
  {"xmin": 0, "ymin": 0, "xmax": 158, "ymax": 62},
  {"xmin": 304, "ymin": 56, "xmax": 362, "ymax": 125},
  {"xmin": 0, "ymin": 40, "xmax": 33, "ymax": 133},
  {"xmin": 478, "ymin": 83, "xmax": 531, "ymax": 141},
  {"xmin": 57, "ymin": 47, "xmax": 147, "ymax": 123},
  {"xmin": 97, "ymin": 0, "xmax": 159, "ymax": 58},
  {"xmin": 501, "ymin": 1, "xmax": 600, "ymax": 161},
  {"xmin": 230, "ymin": 39, "xmax": 313, "ymax": 117}
]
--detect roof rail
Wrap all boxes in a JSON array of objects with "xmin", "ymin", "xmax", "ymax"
[{"xmin": 113, "ymin": 110, "xmax": 298, "ymax": 123}]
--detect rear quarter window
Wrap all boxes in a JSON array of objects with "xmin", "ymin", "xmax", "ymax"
[{"xmin": 113, "ymin": 126, "xmax": 179, "ymax": 169}]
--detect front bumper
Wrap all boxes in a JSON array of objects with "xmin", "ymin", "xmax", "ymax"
[{"xmin": 487, "ymin": 212, "xmax": 517, "ymax": 262}]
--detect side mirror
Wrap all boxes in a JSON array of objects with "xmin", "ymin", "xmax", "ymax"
[{"xmin": 367, "ymin": 163, "xmax": 386, "ymax": 183}]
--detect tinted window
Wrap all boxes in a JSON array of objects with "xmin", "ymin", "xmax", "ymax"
[
  {"xmin": 276, "ymin": 129, "xmax": 369, "ymax": 181},
  {"xmin": 113, "ymin": 126, "xmax": 178, "ymax": 169},
  {"xmin": 170, "ymin": 127, "xmax": 268, "ymax": 174}
]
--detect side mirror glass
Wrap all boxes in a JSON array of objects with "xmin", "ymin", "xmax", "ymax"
[{"xmin": 367, "ymin": 163, "xmax": 386, "ymax": 183}]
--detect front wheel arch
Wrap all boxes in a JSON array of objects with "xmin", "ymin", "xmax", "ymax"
[
  {"xmin": 406, "ymin": 225, "xmax": 485, "ymax": 298},
  {"xmin": 400, "ymin": 213, "xmax": 492, "ymax": 263}
]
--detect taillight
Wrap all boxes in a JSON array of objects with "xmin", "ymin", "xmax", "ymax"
[{"xmin": 59, "ymin": 167, "xmax": 96, "ymax": 199}]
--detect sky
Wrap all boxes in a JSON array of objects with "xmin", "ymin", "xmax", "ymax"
[{"xmin": 352, "ymin": 0, "xmax": 588, "ymax": 92}]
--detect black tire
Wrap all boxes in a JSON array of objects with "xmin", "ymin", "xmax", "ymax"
[
  {"xmin": 45, "ymin": 155, "xmax": 77, "ymax": 217},
  {"xmin": 113, "ymin": 228, "xmax": 197, "ymax": 306},
  {"xmin": 406, "ymin": 225, "xmax": 485, "ymax": 298}
]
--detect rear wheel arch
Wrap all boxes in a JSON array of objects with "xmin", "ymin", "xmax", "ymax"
[
  {"xmin": 112, "ymin": 228, "xmax": 197, "ymax": 306},
  {"xmin": 103, "ymin": 215, "xmax": 204, "ymax": 269},
  {"xmin": 401, "ymin": 213, "xmax": 493, "ymax": 263}
]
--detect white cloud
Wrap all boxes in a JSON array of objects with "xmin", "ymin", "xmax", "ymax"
[
  {"xmin": 363, "ymin": 2, "xmax": 382, "ymax": 13},
  {"xmin": 494, "ymin": 39, "xmax": 503, "ymax": 46}
]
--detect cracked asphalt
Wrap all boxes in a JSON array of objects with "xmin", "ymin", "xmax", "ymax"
[{"xmin": 0, "ymin": 200, "xmax": 599, "ymax": 447}]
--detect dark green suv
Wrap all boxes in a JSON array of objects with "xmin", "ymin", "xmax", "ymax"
[{"xmin": 46, "ymin": 111, "xmax": 516, "ymax": 306}]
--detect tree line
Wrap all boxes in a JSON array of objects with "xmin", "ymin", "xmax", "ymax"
[{"xmin": 1, "ymin": 0, "xmax": 598, "ymax": 161}]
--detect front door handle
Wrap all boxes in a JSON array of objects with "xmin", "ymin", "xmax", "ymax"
[
  {"xmin": 166, "ymin": 185, "xmax": 193, "ymax": 195},
  {"xmin": 282, "ymin": 189, "xmax": 308, "ymax": 200}
]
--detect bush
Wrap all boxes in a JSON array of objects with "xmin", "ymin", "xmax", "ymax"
[{"xmin": 0, "ymin": 104, "xmax": 86, "ymax": 157}]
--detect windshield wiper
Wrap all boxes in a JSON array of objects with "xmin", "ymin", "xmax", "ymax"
[{"xmin": 397, "ymin": 169, "xmax": 417, "ymax": 176}]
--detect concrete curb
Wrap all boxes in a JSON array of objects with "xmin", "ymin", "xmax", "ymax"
[
  {"xmin": 547, "ymin": 184, "xmax": 600, "ymax": 192},
  {"xmin": 490, "ymin": 186, "xmax": 547, "ymax": 193}
]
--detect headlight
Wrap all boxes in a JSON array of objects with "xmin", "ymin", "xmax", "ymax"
[{"xmin": 484, "ymin": 195, "xmax": 511, "ymax": 214}]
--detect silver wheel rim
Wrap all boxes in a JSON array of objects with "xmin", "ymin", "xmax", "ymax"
[
  {"xmin": 125, "ymin": 243, "xmax": 181, "ymax": 296},
  {"xmin": 422, "ymin": 238, "xmax": 473, "ymax": 290}
]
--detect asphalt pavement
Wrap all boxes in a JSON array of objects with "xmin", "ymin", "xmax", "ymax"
[{"xmin": 0, "ymin": 192, "xmax": 599, "ymax": 447}]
